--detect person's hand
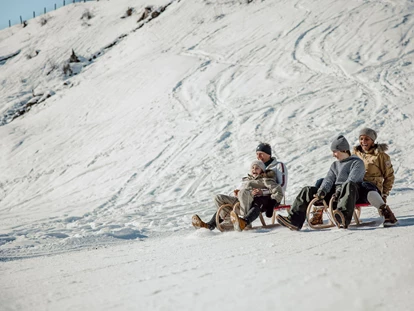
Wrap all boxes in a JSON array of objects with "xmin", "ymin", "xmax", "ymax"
[
  {"xmin": 314, "ymin": 190, "xmax": 326, "ymax": 201},
  {"xmin": 252, "ymin": 189, "xmax": 263, "ymax": 196},
  {"xmin": 332, "ymin": 188, "xmax": 341, "ymax": 201},
  {"xmin": 234, "ymin": 189, "xmax": 239, "ymax": 197}
]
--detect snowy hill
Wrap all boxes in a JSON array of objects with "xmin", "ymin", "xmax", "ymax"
[{"xmin": 1, "ymin": 0, "xmax": 414, "ymax": 310}]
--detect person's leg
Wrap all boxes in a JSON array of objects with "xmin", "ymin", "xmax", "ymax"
[
  {"xmin": 209, "ymin": 194, "xmax": 239, "ymax": 229},
  {"xmin": 252, "ymin": 196, "xmax": 277, "ymax": 218},
  {"xmin": 336, "ymin": 181, "xmax": 359, "ymax": 227},
  {"xmin": 289, "ymin": 186, "xmax": 319, "ymax": 226},
  {"xmin": 244, "ymin": 205, "xmax": 261, "ymax": 225},
  {"xmin": 277, "ymin": 186, "xmax": 318, "ymax": 230},
  {"xmin": 366, "ymin": 192, "xmax": 398, "ymax": 226},
  {"xmin": 214, "ymin": 194, "xmax": 238, "ymax": 212},
  {"xmin": 237, "ymin": 186, "xmax": 254, "ymax": 216},
  {"xmin": 204, "ymin": 212, "xmax": 218, "ymax": 230},
  {"xmin": 231, "ymin": 203, "xmax": 262, "ymax": 232},
  {"xmin": 367, "ymin": 191, "xmax": 385, "ymax": 207},
  {"xmin": 359, "ymin": 182, "xmax": 397, "ymax": 226}
]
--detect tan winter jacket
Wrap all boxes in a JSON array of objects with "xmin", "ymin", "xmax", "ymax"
[
  {"xmin": 353, "ymin": 144, "xmax": 395, "ymax": 197},
  {"xmin": 240, "ymin": 170, "xmax": 284, "ymax": 203}
]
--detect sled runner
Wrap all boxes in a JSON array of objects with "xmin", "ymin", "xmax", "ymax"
[
  {"xmin": 306, "ymin": 197, "xmax": 377, "ymax": 230},
  {"xmin": 215, "ymin": 201, "xmax": 291, "ymax": 232}
]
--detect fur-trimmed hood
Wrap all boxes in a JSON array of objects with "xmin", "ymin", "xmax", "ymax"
[
  {"xmin": 265, "ymin": 169, "xmax": 276, "ymax": 179},
  {"xmin": 354, "ymin": 143, "xmax": 389, "ymax": 155}
]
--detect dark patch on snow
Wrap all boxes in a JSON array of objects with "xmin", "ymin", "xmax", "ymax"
[
  {"xmin": 133, "ymin": 2, "xmax": 174, "ymax": 32},
  {"xmin": 46, "ymin": 232, "xmax": 70, "ymax": 239},
  {"xmin": 0, "ymin": 50, "xmax": 21, "ymax": 65},
  {"xmin": 393, "ymin": 14, "xmax": 410, "ymax": 29},
  {"xmin": 0, "ymin": 90, "xmax": 55, "ymax": 126},
  {"xmin": 0, "ymin": 234, "xmax": 16, "ymax": 246},
  {"xmin": 172, "ymin": 81, "xmax": 182, "ymax": 92},
  {"xmin": 64, "ymin": 216, "xmax": 83, "ymax": 223},
  {"xmin": 107, "ymin": 228, "xmax": 148, "ymax": 240},
  {"xmin": 217, "ymin": 131, "xmax": 231, "ymax": 143}
]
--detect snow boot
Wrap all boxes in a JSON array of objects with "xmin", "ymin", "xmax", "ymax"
[
  {"xmin": 309, "ymin": 208, "xmax": 323, "ymax": 225},
  {"xmin": 276, "ymin": 214, "xmax": 300, "ymax": 231},
  {"xmin": 379, "ymin": 204, "xmax": 398, "ymax": 227},
  {"xmin": 192, "ymin": 215, "xmax": 210, "ymax": 230},
  {"xmin": 333, "ymin": 210, "xmax": 347, "ymax": 229},
  {"xmin": 230, "ymin": 211, "xmax": 247, "ymax": 231}
]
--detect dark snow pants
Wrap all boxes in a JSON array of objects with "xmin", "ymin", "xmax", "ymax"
[{"xmin": 288, "ymin": 181, "xmax": 360, "ymax": 228}]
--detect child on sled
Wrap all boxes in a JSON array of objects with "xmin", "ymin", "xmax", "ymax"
[{"xmin": 192, "ymin": 160, "xmax": 284, "ymax": 231}]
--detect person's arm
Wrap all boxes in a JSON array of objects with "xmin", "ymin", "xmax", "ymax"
[
  {"xmin": 380, "ymin": 153, "xmax": 395, "ymax": 197},
  {"xmin": 319, "ymin": 164, "xmax": 336, "ymax": 195},
  {"xmin": 347, "ymin": 160, "xmax": 366, "ymax": 184},
  {"xmin": 275, "ymin": 162, "xmax": 288, "ymax": 190},
  {"xmin": 263, "ymin": 178, "xmax": 284, "ymax": 203},
  {"xmin": 260, "ymin": 170, "xmax": 275, "ymax": 196}
]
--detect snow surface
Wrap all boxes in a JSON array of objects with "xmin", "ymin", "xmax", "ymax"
[{"xmin": 1, "ymin": 0, "xmax": 414, "ymax": 310}]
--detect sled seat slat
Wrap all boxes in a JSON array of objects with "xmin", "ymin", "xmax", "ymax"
[{"xmin": 275, "ymin": 204, "xmax": 291, "ymax": 210}]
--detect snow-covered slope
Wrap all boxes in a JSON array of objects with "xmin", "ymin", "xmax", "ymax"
[
  {"xmin": 0, "ymin": 0, "xmax": 414, "ymax": 309},
  {"xmin": 1, "ymin": 0, "xmax": 413, "ymax": 255}
]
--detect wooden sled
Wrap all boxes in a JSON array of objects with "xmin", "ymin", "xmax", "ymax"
[
  {"xmin": 306, "ymin": 197, "xmax": 376, "ymax": 230},
  {"xmin": 216, "ymin": 201, "xmax": 291, "ymax": 232}
]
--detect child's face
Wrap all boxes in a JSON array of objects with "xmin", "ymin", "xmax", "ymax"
[{"xmin": 251, "ymin": 165, "xmax": 263, "ymax": 176}]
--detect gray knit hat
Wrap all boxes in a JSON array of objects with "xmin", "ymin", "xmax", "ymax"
[
  {"xmin": 251, "ymin": 160, "xmax": 266, "ymax": 173},
  {"xmin": 330, "ymin": 135, "xmax": 350, "ymax": 151},
  {"xmin": 359, "ymin": 127, "xmax": 377, "ymax": 141}
]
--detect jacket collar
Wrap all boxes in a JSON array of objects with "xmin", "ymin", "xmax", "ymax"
[{"xmin": 354, "ymin": 143, "xmax": 389, "ymax": 155}]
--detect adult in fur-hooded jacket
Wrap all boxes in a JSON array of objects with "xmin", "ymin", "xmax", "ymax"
[
  {"xmin": 352, "ymin": 127, "xmax": 398, "ymax": 226},
  {"xmin": 353, "ymin": 128, "xmax": 395, "ymax": 200}
]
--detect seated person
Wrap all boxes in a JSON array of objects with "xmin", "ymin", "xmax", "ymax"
[{"xmin": 192, "ymin": 160, "xmax": 283, "ymax": 231}]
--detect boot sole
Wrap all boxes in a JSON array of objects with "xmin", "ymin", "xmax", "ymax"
[
  {"xmin": 383, "ymin": 221, "xmax": 398, "ymax": 227},
  {"xmin": 276, "ymin": 215, "xmax": 300, "ymax": 231}
]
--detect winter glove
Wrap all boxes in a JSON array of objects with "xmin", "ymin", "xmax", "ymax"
[
  {"xmin": 333, "ymin": 187, "xmax": 341, "ymax": 201},
  {"xmin": 314, "ymin": 190, "xmax": 326, "ymax": 200}
]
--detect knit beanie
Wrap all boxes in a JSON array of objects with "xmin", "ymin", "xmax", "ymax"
[
  {"xmin": 359, "ymin": 127, "xmax": 377, "ymax": 141},
  {"xmin": 330, "ymin": 135, "xmax": 350, "ymax": 151},
  {"xmin": 256, "ymin": 143, "xmax": 272, "ymax": 155},
  {"xmin": 251, "ymin": 160, "xmax": 266, "ymax": 173}
]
